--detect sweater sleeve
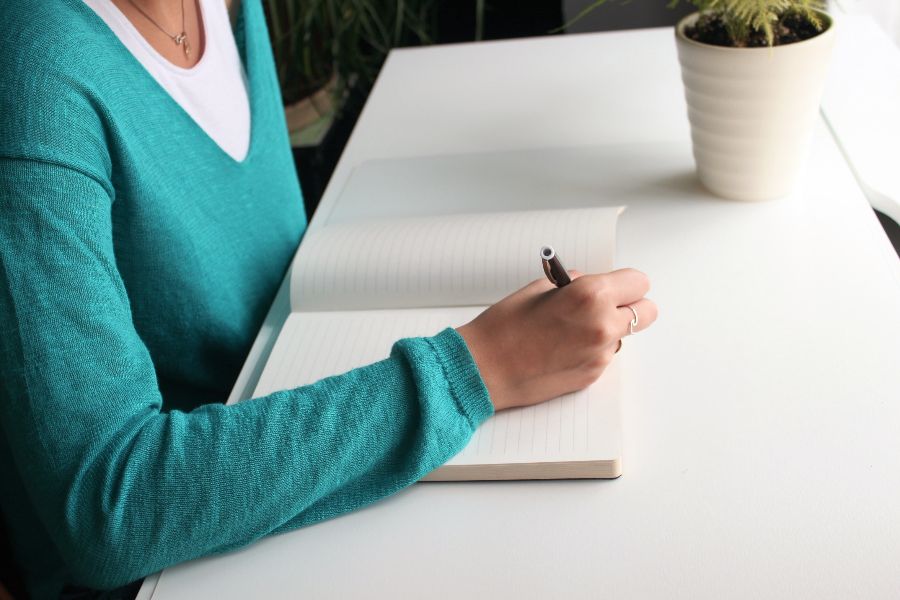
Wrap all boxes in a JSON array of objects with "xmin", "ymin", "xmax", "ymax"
[{"xmin": 0, "ymin": 155, "xmax": 494, "ymax": 589}]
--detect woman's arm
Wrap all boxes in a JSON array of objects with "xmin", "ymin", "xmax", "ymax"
[
  {"xmin": 0, "ymin": 153, "xmax": 493, "ymax": 588},
  {"xmin": 0, "ymin": 146, "xmax": 657, "ymax": 594}
]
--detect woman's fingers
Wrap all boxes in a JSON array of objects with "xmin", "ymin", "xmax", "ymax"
[
  {"xmin": 616, "ymin": 298, "xmax": 658, "ymax": 337},
  {"xmin": 569, "ymin": 269, "xmax": 649, "ymax": 307},
  {"xmin": 603, "ymin": 268, "xmax": 650, "ymax": 306}
]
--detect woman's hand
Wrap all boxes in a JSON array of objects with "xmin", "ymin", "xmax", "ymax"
[{"xmin": 457, "ymin": 269, "xmax": 657, "ymax": 411}]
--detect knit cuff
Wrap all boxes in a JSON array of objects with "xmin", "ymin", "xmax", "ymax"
[{"xmin": 426, "ymin": 328, "xmax": 494, "ymax": 429}]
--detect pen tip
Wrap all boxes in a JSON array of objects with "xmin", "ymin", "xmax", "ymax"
[{"xmin": 540, "ymin": 245, "xmax": 555, "ymax": 260}]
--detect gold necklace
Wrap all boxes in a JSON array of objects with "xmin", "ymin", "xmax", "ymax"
[{"xmin": 124, "ymin": 0, "xmax": 192, "ymax": 59}]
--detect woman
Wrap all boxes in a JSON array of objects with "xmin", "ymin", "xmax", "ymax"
[{"xmin": 0, "ymin": 1, "xmax": 658, "ymax": 598}]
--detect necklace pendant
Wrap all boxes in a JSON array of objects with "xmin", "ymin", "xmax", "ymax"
[{"xmin": 173, "ymin": 32, "xmax": 191, "ymax": 60}]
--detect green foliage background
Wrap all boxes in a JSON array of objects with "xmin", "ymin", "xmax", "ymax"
[{"xmin": 265, "ymin": 0, "xmax": 485, "ymax": 106}]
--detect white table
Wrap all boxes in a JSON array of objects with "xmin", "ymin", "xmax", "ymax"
[{"xmin": 140, "ymin": 25, "xmax": 900, "ymax": 600}]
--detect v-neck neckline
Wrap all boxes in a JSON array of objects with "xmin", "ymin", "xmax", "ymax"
[{"xmin": 75, "ymin": 0, "xmax": 259, "ymax": 166}]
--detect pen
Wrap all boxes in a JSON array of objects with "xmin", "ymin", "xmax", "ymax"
[{"xmin": 540, "ymin": 245, "xmax": 571, "ymax": 287}]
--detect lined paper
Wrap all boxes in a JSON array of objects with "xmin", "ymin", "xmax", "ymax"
[
  {"xmin": 254, "ymin": 309, "xmax": 621, "ymax": 471},
  {"xmin": 289, "ymin": 207, "xmax": 622, "ymax": 312}
]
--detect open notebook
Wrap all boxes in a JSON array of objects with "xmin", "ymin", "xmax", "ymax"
[{"xmin": 252, "ymin": 206, "xmax": 624, "ymax": 480}]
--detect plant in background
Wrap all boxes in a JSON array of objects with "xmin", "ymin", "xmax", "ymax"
[
  {"xmin": 265, "ymin": 0, "xmax": 485, "ymax": 146},
  {"xmin": 265, "ymin": 1, "xmax": 488, "ymax": 104},
  {"xmin": 683, "ymin": 0, "xmax": 825, "ymax": 47},
  {"xmin": 565, "ymin": 0, "xmax": 826, "ymax": 47},
  {"xmin": 266, "ymin": 0, "xmax": 435, "ymax": 104},
  {"xmin": 265, "ymin": 0, "xmax": 442, "ymax": 107}
]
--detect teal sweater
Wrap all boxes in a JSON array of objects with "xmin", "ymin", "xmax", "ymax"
[{"xmin": 0, "ymin": 1, "xmax": 493, "ymax": 597}]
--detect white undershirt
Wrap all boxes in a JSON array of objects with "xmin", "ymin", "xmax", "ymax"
[{"xmin": 83, "ymin": 0, "xmax": 252, "ymax": 162}]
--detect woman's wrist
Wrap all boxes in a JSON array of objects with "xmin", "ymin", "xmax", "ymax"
[{"xmin": 455, "ymin": 323, "xmax": 512, "ymax": 411}]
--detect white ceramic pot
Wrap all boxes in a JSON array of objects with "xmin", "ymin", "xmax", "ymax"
[{"xmin": 675, "ymin": 12, "xmax": 835, "ymax": 201}]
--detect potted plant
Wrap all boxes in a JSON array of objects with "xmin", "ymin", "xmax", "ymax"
[
  {"xmin": 568, "ymin": 0, "xmax": 835, "ymax": 201},
  {"xmin": 675, "ymin": 1, "xmax": 834, "ymax": 201}
]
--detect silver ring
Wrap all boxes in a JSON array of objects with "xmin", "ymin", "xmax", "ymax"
[{"xmin": 627, "ymin": 305, "xmax": 639, "ymax": 335}]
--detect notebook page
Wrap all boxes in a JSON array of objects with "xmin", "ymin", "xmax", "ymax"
[
  {"xmin": 289, "ymin": 206, "xmax": 621, "ymax": 312},
  {"xmin": 254, "ymin": 309, "xmax": 621, "ymax": 468}
]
